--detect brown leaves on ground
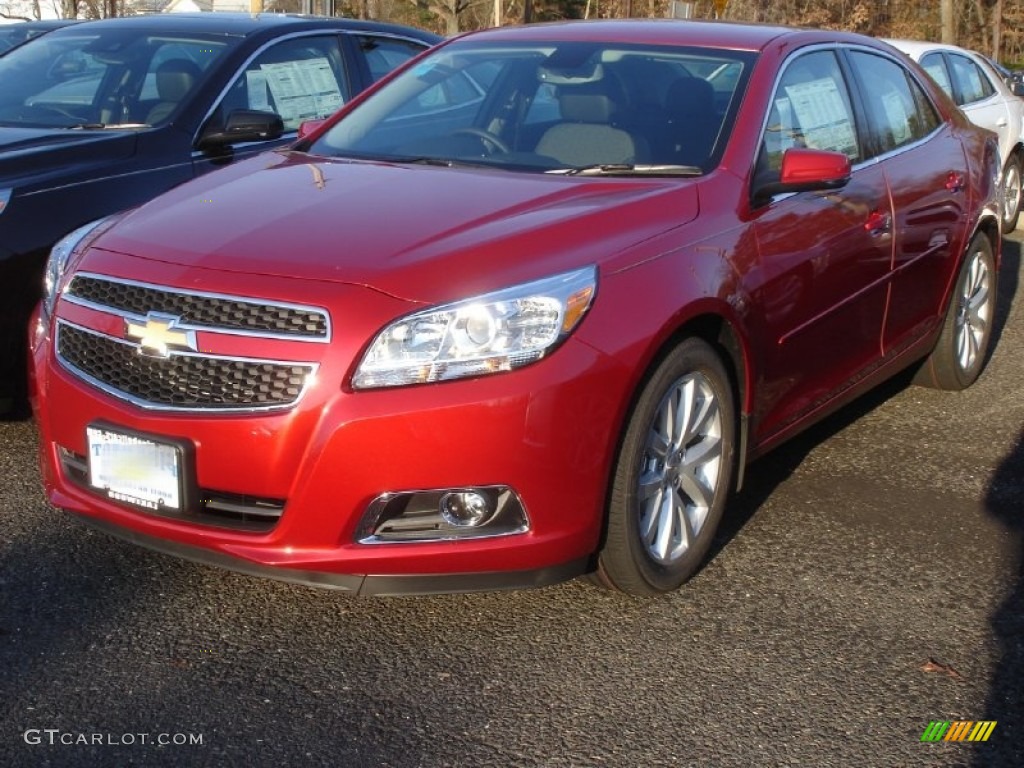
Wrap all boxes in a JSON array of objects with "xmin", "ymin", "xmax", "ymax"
[{"xmin": 920, "ymin": 657, "xmax": 965, "ymax": 681}]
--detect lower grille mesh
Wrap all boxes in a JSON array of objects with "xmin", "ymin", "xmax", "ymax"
[
  {"xmin": 57, "ymin": 323, "xmax": 313, "ymax": 410},
  {"xmin": 58, "ymin": 447, "xmax": 284, "ymax": 533}
]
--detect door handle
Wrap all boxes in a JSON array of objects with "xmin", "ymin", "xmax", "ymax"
[
  {"xmin": 996, "ymin": 118, "xmax": 1008, "ymax": 127},
  {"xmin": 864, "ymin": 209, "xmax": 892, "ymax": 236},
  {"xmin": 945, "ymin": 171, "xmax": 966, "ymax": 193}
]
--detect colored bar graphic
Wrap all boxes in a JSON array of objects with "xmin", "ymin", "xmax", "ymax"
[
  {"xmin": 946, "ymin": 721, "xmax": 972, "ymax": 741},
  {"xmin": 969, "ymin": 721, "xmax": 998, "ymax": 742},
  {"xmin": 921, "ymin": 721, "xmax": 996, "ymax": 742}
]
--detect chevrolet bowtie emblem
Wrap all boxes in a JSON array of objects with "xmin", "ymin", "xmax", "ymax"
[{"xmin": 125, "ymin": 313, "xmax": 197, "ymax": 358}]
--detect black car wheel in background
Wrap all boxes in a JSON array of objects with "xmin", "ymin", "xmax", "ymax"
[{"xmin": 0, "ymin": 13, "xmax": 439, "ymax": 417}]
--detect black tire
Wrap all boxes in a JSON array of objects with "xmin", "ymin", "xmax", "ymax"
[
  {"xmin": 1001, "ymin": 154, "xmax": 1022, "ymax": 234},
  {"xmin": 596, "ymin": 338, "xmax": 735, "ymax": 596},
  {"xmin": 915, "ymin": 233, "xmax": 997, "ymax": 391}
]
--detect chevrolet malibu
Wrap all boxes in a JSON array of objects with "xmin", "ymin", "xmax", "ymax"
[{"xmin": 30, "ymin": 20, "xmax": 1001, "ymax": 596}]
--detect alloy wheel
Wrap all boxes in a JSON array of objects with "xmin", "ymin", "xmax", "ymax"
[
  {"xmin": 955, "ymin": 248, "xmax": 992, "ymax": 373},
  {"xmin": 1004, "ymin": 161, "xmax": 1022, "ymax": 231},
  {"xmin": 637, "ymin": 372, "xmax": 724, "ymax": 565}
]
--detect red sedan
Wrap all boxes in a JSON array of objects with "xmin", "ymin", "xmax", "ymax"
[{"xmin": 30, "ymin": 20, "xmax": 1001, "ymax": 596}]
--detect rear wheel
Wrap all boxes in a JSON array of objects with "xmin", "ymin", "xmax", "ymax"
[
  {"xmin": 1001, "ymin": 154, "xmax": 1022, "ymax": 234},
  {"xmin": 915, "ymin": 233, "xmax": 996, "ymax": 390},
  {"xmin": 597, "ymin": 338, "xmax": 735, "ymax": 596}
]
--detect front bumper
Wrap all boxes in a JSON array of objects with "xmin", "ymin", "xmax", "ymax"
[
  {"xmin": 30, "ymin": 288, "xmax": 626, "ymax": 593},
  {"xmin": 70, "ymin": 513, "xmax": 589, "ymax": 595}
]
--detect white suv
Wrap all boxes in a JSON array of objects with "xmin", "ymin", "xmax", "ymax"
[{"xmin": 888, "ymin": 39, "xmax": 1024, "ymax": 232}]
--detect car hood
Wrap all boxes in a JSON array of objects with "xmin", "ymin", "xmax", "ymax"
[
  {"xmin": 0, "ymin": 125, "xmax": 136, "ymax": 183},
  {"xmin": 92, "ymin": 152, "xmax": 700, "ymax": 304}
]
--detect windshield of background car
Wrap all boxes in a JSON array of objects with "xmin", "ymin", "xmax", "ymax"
[
  {"xmin": 0, "ymin": 28, "xmax": 237, "ymax": 128},
  {"xmin": 0, "ymin": 26, "xmax": 36, "ymax": 54},
  {"xmin": 309, "ymin": 40, "xmax": 755, "ymax": 173}
]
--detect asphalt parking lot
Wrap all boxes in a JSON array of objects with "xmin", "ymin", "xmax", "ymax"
[{"xmin": 1, "ymin": 230, "xmax": 1022, "ymax": 768}]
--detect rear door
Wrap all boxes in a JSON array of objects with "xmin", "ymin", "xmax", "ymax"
[
  {"xmin": 921, "ymin": 50, "xmax": 1011, "ymax": 163},
  {"xmin": 846, "ymin": 49, "xmax": 970, "ymax": 353},
  {"xmin": 947, "ymin": 52, "xmax": 1013, "ymax": 164}
]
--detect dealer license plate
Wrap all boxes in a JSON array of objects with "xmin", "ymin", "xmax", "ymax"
[{"xmin": 86, "ymin": 426, "xmax": 182, "ymax": 511}]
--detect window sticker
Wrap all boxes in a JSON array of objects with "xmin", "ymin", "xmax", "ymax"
[
  {"xmin": 246, "ymin": 70, "xmax": 271, "ymax": 112},
  {"xmin": 261, "ymin": 57, "xmax": 344, "ymax": 124},
  {"xmin": 880, "ymin": 89, "xmax": 911, "ymax": 145},
  {"xmin": 783, "ymin": 77, "xmax": 857, "ymax": 156},
  {"xmin": 772, "ymin": 96, "xmax": 796, "ymax": 151}
]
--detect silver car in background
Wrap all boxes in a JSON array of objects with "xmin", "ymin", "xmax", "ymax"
[{"xmin": 888, "ymin": 38, "xmax": 1024, "ymax": 233}]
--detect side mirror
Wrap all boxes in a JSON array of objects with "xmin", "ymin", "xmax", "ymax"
[
  {"xmin": 753, "ymin": 148, "xmax": 851, "ymax": 204},
  {"xmin": 1012, "ymin": 81, "xmax": 1024, "ymax": 99},
  {"xmin": 198, "ymin": 109, "xmax": 284, "ymax": 150}
]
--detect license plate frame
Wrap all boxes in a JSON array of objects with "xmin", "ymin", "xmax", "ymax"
[{"xmin": 86, "ymin": 424, "xmax": 191, "ymax": 512}]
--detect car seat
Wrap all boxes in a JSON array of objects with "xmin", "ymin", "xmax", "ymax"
[{"xmin": 145, "ymin": 59, "xmax": 203, "ymax": 125}]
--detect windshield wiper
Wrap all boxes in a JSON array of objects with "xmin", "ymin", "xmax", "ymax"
[
  {"xmin": 66, "ymin": 122, "xmax": 149, "ymax": 130},
  {"xmin": 546, "ymin": 163, "xmax": 703, "ymax": 177},
  {"xmin": 387, "ymin": 155, "xmax": 493, "ymax": 169}
]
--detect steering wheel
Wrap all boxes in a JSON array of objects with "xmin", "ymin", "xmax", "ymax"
[{"xmin": 453, "ymin": 127, "xmax": 510, "ymax": 154}]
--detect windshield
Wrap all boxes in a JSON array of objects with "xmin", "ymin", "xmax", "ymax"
[
  {"xmin": 0, "ymin": 28, "xmax": 237, "ymax": 129},
  {"xmin": 310, "ymin": 40, "xmax": 754, "ymax": 174}
]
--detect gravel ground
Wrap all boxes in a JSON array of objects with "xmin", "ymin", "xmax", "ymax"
[{"xmin": 0, "ymin": 233, "xmax": 1021, "ymax": 768}]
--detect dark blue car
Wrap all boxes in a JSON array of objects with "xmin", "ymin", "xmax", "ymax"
[{"xmin": 0, "ymin": 13, "xmax": 439, "ymax": 415}]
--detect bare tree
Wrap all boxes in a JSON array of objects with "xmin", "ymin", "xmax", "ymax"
[{"xmin": 406, "ymin": 0, "xmax": 484, "ymax": 34}]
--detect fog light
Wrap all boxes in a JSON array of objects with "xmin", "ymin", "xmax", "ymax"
[
  {"xmin": 357, "ymin": 485, "xmax": 529, "ymax": 543},
  {"xmin": 440, "ymin": 491, "xmax": 493, "ymax": 527}
]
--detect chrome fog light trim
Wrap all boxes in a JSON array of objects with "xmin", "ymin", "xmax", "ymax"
[{"xmin": 357, "ymin": 486, "xmax": 529, "ymax": 544}]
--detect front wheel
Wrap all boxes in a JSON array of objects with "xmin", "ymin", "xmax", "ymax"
[
  {"xmin": 914, "ymin": 233, "xmax": 996, "ymax": 390},
  {"xmin": 1001, "ymin": 154, "xmax": 1022, "ymax": 234},
  {"xmin": 596, "ymin": 338, "xmax": 735, "ymax": 596}
]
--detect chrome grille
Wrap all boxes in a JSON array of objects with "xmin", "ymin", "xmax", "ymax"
[
  {"xmin": 65, "ymin": 274, "xmax": 329, "ymax": 339},
  {"xmin": 57, "ymin": 323, "xmax": 315, "ymax": 411}
]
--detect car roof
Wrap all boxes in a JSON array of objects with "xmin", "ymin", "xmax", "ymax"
[
  {"xmin": 5, "ymin": 19, "xmax": 79, "ymax": 30},
  {"xmin": 447, "ymin": 18, "xmax": 886, "ymax": 54},
  {"xmin": 42, "ymin": 12, "xmax": 439, "ymax": 42},
  {"xmin": 884, "ymin": 38, "xmax": 977, "ymax": 59}
]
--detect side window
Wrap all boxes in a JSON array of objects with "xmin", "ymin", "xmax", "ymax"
[
  {"xmin": 920, "ymin": 52, "xmax": 954, "ymax": 98},
  {"xmin": 848, "ymin": 52, "xmax": 939, "ymax": 155},
  {"xmin": 360, "ymin": 36, "xmax": 426, "ymax": 83},
  {"xmin": 948, "ymin": 53, "xmax": 995, "ymax": 105},
  {"xmin": 139, "ymin": 42, "xmax": 221, "ymax": 102},
  {"xmin": 215, "ymin": 36, "xmax": 350, "ymax": 133},
  {"xmin": 756, "ymin": 50, "xmax": 859, "ymax": 180}
]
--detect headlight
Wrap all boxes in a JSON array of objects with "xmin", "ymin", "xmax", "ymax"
[
  {"xmin": 352, "ymin": 267, "xmax": 597, "ymax": 389},
  {"xmin": 0, "ymin": 188, "xmax": 11, "ymax": 216},
  {"xmin": 42, "ymin": 216, "xmax": 118, "ymax": 318}
]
